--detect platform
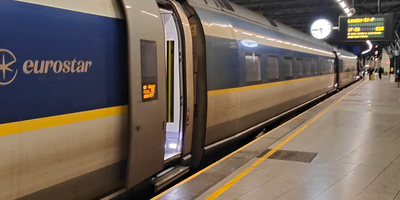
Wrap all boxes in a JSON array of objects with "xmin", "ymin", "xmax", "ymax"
[{"xmin": 152, "ymin": 76, "xmax": 400, "ymax": 200}]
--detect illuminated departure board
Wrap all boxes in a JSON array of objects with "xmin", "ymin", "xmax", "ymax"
[{"xmin": 339, "ymin": 15, "xmax": 394, "ymax": 41}]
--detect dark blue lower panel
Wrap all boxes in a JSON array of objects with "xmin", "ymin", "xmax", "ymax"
[{"xmin": 0, "ymin": 1, "xmax": 128, "ymax": 124}]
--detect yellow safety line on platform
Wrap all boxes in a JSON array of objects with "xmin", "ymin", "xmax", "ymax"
[
  {"xmin": 151, "ymin": 109, "xmax": 311, "ymax": 200},
  {"xmin": 151, "ymin": 82, "xmax": 361, "ymax": 200},
  {"xmin": 205, "ymin": 81, "xmax": 364, "ymax": 200},
  {"xmin": 0, "ymin": 105, "xmax": 128, "ymax": 137}
]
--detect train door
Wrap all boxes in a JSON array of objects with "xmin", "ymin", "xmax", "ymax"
[
  {"xmin": 159, "ymin": 1, "xmax": 195, "ymax": 164},
  {"xmin": 121, "ymin": 0, "xmax": 167, "ymax": 189}
]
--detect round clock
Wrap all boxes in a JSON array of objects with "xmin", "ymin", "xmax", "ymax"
[{"xmin": 310, "ymin": 19, "xmax": 333, "ymax": 40}]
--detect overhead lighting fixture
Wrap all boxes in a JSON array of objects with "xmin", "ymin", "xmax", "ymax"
[
  {"xmin": 337, "ymin": 0, "xmax": 353, "ymax": 16},
  {"xmin": 362, "ymin": 40, "xmax": 373, "ymax": 54},
  {"xmin": 339, "ymin": 1, "xmax": 347, "ymax": 8}
]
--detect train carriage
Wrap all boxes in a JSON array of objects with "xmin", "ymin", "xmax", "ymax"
[{"xmin": 0, "ymin": 0, "xmax": 357, "ymax": 199}]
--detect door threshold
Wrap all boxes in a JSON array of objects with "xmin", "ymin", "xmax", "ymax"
[{"xmin": 164, "ymin": 154, "xmax": 181, "ymax": 164}]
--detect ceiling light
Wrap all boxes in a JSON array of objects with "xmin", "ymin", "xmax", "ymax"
[
  {"xmin": 339, "ymin": 2, "xmax": 347, "ymax": 8},
  {"xmin": 362, "ymin": 40, "xmax": 373, "ymax": 54}
]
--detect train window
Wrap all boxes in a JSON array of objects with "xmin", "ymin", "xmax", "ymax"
[
  {"xmin": 339, "ymin": 60, "xmax": 344, "ymax": 72},
  {"xmin": 319, "ymin": 60, "xmax": 324, "ymax": 74},
  {"xmin": 141, "ymin": 40, "xmax": 158, "ymax": 102},
  {"xmin": 304, "ymin": 59, "xmax": 311, "ymax": 76},
  {"xmin": 219, "ymin": 0, "xmax": 235, "ymax": 11},
  {"xmin": 283, "ymin": 57, "xmax": 293, "ymax": 78},
  {"xmin": 267, "ymin": 55, "xmax": 279, "ymax": 80},
  {"xmin": 324, "ymin": 60, "xmax": 330, "ymax": 74},
  {"xmin": 328, "ymin": 60, "xmax": 334, "ymax": 73},
  {"xmin": 296, "ymin": 58, "xmax": 303, "ymax": 77},
  {"xmin": 245, "ymin": 52, "xmax": 262, "ymax": 83},
  {"xmin": 312, "ymin": 60, "xmax": 318, "ymax": 75}
]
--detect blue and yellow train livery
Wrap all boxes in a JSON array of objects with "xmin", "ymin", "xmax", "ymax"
[{"xmin": 0, "ymin": 0, "xmax": 358, "ymax": 199}]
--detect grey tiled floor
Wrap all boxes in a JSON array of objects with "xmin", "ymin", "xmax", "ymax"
[{"xmin": 197, "ymin": 77, "xmax": 400, "ymax": 200}]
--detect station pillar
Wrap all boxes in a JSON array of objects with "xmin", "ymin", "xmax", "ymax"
[{"xmin": 395, "ymin": 50, "xmax": 400, "ymax": 83}]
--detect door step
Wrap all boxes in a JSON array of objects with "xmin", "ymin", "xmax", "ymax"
[{"xmin": 153, "ymin": 166, "xmax": 189, "ymax": 192}]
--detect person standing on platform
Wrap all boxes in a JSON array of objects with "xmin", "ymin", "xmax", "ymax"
[
  {"xmin": 379, "ymin": 67, "xmax": 384, "ymax": 80},
  {"xmin": 362, "ymin": 66, "xmax": 366, "ymax": 80},
  {"xmin": 368, "ymin": 67, "xmax": 373, "ymax": 80}
]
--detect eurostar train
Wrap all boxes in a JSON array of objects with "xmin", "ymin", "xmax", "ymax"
[{"xmin": 0, "ymin": 0, "xmax": 357, "ymax": 199}]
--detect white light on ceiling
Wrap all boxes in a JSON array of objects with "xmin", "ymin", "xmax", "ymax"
[
  {"xmin": 339, "ymin": 2, "xmax": 347, "ymax": 8},
  {"xmin": 337, "ymin": 0, "xmax": 353, "ymax": 16},
  {"xmin": 362, "ymin": 40, "xmax": 373, "ymax": 55}
]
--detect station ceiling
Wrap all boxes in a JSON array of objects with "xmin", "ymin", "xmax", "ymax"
[{"xmin": 230, "ymin": 0, "xmax": 400, "ymax": 42}]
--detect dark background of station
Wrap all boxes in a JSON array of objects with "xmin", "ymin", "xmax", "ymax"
[{"xmin": 230, "ymin": 0, "xmax": 400, "ymax": 57}]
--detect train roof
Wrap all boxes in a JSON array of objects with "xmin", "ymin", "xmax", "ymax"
[
  {"xmin": 334, "ymin": 48, "xmax": 357, "ymax": 58},
  {"xmin": 187, "ymin": 0, "xmax": 334, "ymax": 51}
]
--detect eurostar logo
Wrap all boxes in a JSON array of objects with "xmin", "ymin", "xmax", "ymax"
[
  {"xmin": 0, "ymin": 48, "xmax": 93, "ymax": 85},
  {"xmin": 0, "ymin": 49, "xmax": 18, "ymax": 85}
]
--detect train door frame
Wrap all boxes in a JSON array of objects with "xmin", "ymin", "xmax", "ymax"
[
  {"xmin": 334, "ymin": 51, "xmax": 340, "ymax": 89},
  {"xmin": 120, "ymin": 0, "xmax": 167, "ymax": 189},
  {"xmin": 179, "ymin": 1, "xmax": 209, "ymax": 167},
  {"xmin": 158, "ymin": 0, "xmax": 195, "ymax": 165}
]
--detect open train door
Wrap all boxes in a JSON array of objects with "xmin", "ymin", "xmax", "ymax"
[
  {"xmin": 121, "ymin": 0, "xmax": 167, "ymax": 189},
  {"xmin": 157, "ymin": 0, "xmax": 195, "ymax": 165}
]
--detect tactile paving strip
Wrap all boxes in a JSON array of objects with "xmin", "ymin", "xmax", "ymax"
[{"xmin": 257, "ymin": 149, "xmax": 317, "ymax": 163}]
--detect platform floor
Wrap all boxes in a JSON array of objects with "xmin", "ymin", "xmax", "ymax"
[{"xmin": 153, "ymin": 76, "xmax": 400, "ymax": 200}]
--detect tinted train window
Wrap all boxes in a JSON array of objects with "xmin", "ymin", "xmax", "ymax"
[
  {"xmin": 328, "ymin": 60, "xmax": 334, "ymax": 73},
  {"xmin": 319, "ymin": 60, "xmax": 325, "ymax": 74},
  {"xmin": 304, "ymin": 59, "xmax": 311, "ymax": 76},
  {"xmin": 245, "ymin": 52, "xmax": 262, "ymax": 82},
  {"xmin": 267, "ymin": 55, "xmax": 279, "ymax": 80},
  {"xmin": 323, "ymin": 60, "xmax": 328, "ymax": 74},
  {"xmin": 296, "ymin": 58, "xmax": 303, "ymax": 77},
  {"xmin": 141, "ymin": 40, "xmax": 158, "ymax": 102},
  {"xmin": 312, "ymin": 60, "xmax": 318, "ymax": 75},
  {"xmin": 283, "ymin": 57, "xmax": 293, "ymax": 78}
]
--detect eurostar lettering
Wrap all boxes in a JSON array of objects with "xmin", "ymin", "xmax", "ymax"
[{"xmin": 23, "ymin": 59, "xmax": 92, "ymax": 74}]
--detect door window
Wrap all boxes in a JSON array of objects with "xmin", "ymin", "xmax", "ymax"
[{"xmin": 141, "ymin": 40, "xmax": 158, "ymax": 102}]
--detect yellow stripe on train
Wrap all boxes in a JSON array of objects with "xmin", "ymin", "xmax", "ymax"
[
  {"xmin": 0, "ymin": 105, "xmax": 128, "ymax": 137},
  {"xmin": 208, "ymin": 74, "xmax": 334, "ymax": 96}
]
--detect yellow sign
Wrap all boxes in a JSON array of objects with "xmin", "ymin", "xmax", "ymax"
[
  {"xmin": 348, "ymin": 17, "xmax": 375, "ymax": 24},
  {"xmin": 143, "ymin": 84, "xmax": 156, "ymax": 100}
]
